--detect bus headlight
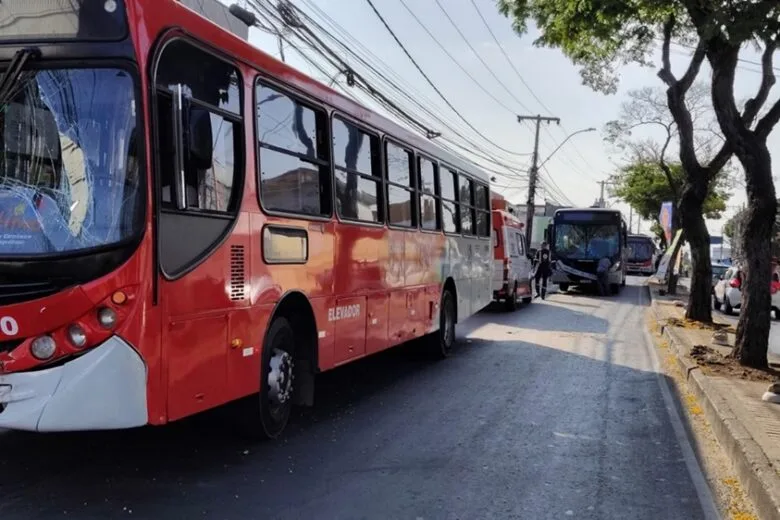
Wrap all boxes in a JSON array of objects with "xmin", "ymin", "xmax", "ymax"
[
  {"xmin": 67, "ymin": 324, "xmax": 88, "ymax": 348},
  {"xmin": 30, "ymin": 335, "xmax": 57, "ymax": 360},
  {"xmin": 97, "ymin": 307, "xmax": 118, "ymax": 329}
]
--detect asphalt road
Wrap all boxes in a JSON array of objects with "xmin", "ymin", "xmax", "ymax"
[{"xmin": 0, "ymin": 278, "xmax": 716, "ymax": 520}]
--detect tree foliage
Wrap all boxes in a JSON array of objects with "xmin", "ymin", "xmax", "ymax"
[
  {"xmin": 612, "ymin": 160, "xmax": 729, "ymax": 231},
  {"xmin": 498, "ymin": 0, "xmax": 780, "ymax": 368}
]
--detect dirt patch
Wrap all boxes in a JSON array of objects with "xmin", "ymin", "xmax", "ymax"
[
  {"xmin": 667, "ymin": 317, "xmax": 735, "ymax": 333},
  {"xmin": 689, "ymin": 345, "xmax": 780, "ymax": 382}
]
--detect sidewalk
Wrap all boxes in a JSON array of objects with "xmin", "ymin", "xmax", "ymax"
[{"xmin": 647, "ymin": 282, "xmax": 780, "ymax": 520}]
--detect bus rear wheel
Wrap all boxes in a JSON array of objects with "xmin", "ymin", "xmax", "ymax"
[{"xmin": 428, "ymin": 289, "xmax": 456, "ymax": 359}]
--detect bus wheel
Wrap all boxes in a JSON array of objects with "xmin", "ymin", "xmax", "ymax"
[
  {"xmin": 429, "ymin": 290, "xmax": 456, "ymax": 359},
  {"xmin": 261, "ymin": 318, "xmax": 296, "ymax": 438},
  {"xmin": 610, "ymin": 283, "xmax": 620, "ymax": 295},
  {"xmin": 505, "ymin": 283, "xmax": 518, "ymax": 311},
  {"xmin": 559, "ymin": 284, "xmax": 569, "ymax": 293}
]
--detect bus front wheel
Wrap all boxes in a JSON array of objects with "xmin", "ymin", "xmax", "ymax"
[
  {"xmin": 559, "ymin": 283, "xmax": 569, "ymax": 293},
  {"xmin": 237, "ymin": 317, "xmax": 296, "ymax": 439}
]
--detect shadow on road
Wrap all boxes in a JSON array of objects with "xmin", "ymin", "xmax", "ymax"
[
  {"xmin": 0, "ymin": 283, "xmax": 705, "ymax": 520},
  {"xmin": 479, "ymin": 296, "xmax": 613, "ymax": 335}
]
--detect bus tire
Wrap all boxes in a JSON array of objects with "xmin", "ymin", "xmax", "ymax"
[
  {"xmin": 610, "ymin": 283, "xmax": 620, "ymax": 295},
  {"xmin": 237, "ymin": 317, "xmax": 296, "ymax": 439},
  {"xmin": 559, "ymin": 283, "xmax": 569, "ymax": 293},
  {"xmin": 428, "ymin": 289, "xmax": 456, "ymax": 359},
  {"xmin": 505, "ymin": 283, "xmax": 518, "ymax": 311}
]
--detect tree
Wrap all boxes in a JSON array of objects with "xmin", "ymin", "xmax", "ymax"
[
  {"xmin": 497, "ymin": 0, "xmax": 780, "ymax": 369},
  {"xmin": 725, "ymin": 202, "xmax": 780, "ymax": 261},
  {"xmin": 611, "ymin": 160, "xmax": 729, "ymax": 242}
]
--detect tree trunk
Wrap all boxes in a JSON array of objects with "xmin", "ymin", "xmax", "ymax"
[
  {"xmin": 733, "ymin": 142, "xmax": 776, "ymax": 369},
  {"xmin": 678, "ymin": 182, "xmax": 712, "ymax": 322}
]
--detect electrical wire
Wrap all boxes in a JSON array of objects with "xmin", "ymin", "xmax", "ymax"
[
  {"xmin": 362, "ymin": 0, "xmax": 529, "ymax": 157},
  {"xmin": 251, "ymin": 1, "xmax": 578, "ymax": 204},
  {"xmin": 258, "ymin": 0, "xmax": 534, "ymax": 174}
]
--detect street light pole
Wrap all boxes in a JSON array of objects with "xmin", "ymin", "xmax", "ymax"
[{"xmin": 537, "ymin": 127, "xmax": 596, "ymax": 171}]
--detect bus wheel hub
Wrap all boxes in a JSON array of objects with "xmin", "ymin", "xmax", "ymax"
[{"xmin": 268, "ymin": 349, "xmax": 293, "ymax": 405}]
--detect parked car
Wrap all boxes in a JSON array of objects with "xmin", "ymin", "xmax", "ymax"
[
  {"xmin": 713, "ymin": 266, "xmax": 780, "ymax": 319},
  {"xmin": 711, "ymin": 263, "xmax": 729, "ymax": 291}
]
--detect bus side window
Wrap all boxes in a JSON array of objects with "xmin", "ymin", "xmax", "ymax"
[
  {"xmin": 516, "ymin": 233, "xmax": 525, "ymax": 256},
  {"xmin": 156, "ymin": 92, "xmax": 176, "ymax": 207},
  {"xmin": 459, "ymin": 175, "xmax": 475, "ymax": 235},
  {"xmin": 418, "ymin": 155, "xmax": 441, "ymax": 231},
  {"xmin": 386, "ymin": 141, "xmax": 416, "ymax": 228},
  {"xmin": 256, "ymin": 83, "xmax": 331, "ymax": 217},
  {"xmin": 155, "ymin": 40, "xmax": 243, "ymax": 215},
  {"xmin": 332, "ymin": 116, "xmax": 382, "ymax": 223},
  {"xmin": 440, "ymin": 168, "xmax": 459, "ymax": 233}
]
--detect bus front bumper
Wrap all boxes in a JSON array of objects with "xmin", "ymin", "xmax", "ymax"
[{"xmin": 0, "ymin": 336, "xmax": 147, "ymax": 432}]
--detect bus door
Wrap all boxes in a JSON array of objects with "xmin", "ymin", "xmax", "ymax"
[{"xmin": 153, "ymin": 40, "xmax": 249, "ymax": 422}]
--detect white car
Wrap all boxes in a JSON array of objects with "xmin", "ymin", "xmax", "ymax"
[
  {"xmin": 712, "ymin": 266, "xmax": 741, "ymax": 315},
  {"xmin": 713, "ymin": 266, "xmax": 780, "ymax": 318}
]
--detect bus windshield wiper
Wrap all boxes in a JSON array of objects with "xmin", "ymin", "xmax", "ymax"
[{"xmin": 0, "ymin": 47, "xmax": 41, "ymax": 106}]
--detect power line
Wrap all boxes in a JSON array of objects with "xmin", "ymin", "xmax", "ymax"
[
  {"xmin": 252, "ymin": 1, "xmax": 532, "ymax": 182},
  {"xmin": 467, "ymin": 0, "xmax": 555, "ymax": 116},
  {"xmin": 362, "ymin": 0, "xmax": 528, "ymax": 157},
  {"xmin": 298, "ymin": 0, "xmax": 531, "ymax": 163},
  {"xmin": 430, "ymin": 0, "xmax": 534, "ymax": 114},
  {"xmin": 395, "ymin": 0, "xmax": 522, "ymax": 117},
  {"xmin": 288, "ymin": 0, "xmax": 535, "ymax": 171}
]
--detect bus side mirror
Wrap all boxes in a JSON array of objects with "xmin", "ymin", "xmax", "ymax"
[{"xmin": 187, "ymin": 105, "xmax": 214, "ymax": 170}]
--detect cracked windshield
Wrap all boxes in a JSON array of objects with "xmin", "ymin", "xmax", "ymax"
[
  {"xmin": 2, "ymin": 1, "xmax": 780, "ymax": 520},
  {"xmin": 0, "ymin": 68, "xmax": 140, "ymax": 254}
]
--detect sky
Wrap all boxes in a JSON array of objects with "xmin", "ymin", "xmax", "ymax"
[{"xmin": 235, "ymin": 0, "xmax": 780, "ymax": 239}]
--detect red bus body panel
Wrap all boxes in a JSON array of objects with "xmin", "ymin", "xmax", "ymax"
[{"xmin": 0, "ymin": 0, "xmax": 493, "ymax": 430}]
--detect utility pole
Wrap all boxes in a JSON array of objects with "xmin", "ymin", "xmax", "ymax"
[
  {"xmin": 597, "ymin": 180, "xmax": 607, "ymax": 208},
  {"xmin": 518, "ymin": 114, "xmax": 560, "ymax": 246}
]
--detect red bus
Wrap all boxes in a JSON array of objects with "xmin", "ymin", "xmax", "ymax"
[
  {"xmin": 0, "ymin": 0, "xmax": 494, "ymax": 437},
  {"xmin": 491, "ymin": 197, "xmax": 533, "ymax": 310}
]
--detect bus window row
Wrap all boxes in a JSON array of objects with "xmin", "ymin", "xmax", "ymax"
[
  {"xmin": 256, "ymin": 81, "xmax": 490, "ymax": 237},
  {"xmin": 154, "ymin": 38, "xmax": 490, "ymax": 238}
]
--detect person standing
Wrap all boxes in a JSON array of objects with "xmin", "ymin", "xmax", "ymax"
[
  {"xmin": 534, "ymin": 242, "xmax": 552, "ymax": 299},
  {"xmin": 597, "ymin": 256, "xmax": 612, "ymax": 296}
]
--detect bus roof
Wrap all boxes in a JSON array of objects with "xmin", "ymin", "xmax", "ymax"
[
  {"xmin": 555, "ymin": 207, "xmax": 621, "ymax": 214},
  {"xmin": 171, "ymin": 0, "xmax": 491, "ymax": 185}
]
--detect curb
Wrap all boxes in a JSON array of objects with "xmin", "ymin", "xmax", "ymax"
[{"xmin": 648, "ymin": 290, "xmax": 780, "ymax": 520}]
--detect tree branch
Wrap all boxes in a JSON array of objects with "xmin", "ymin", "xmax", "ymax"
[
  {"xmin": 706, "ymin": 141, "xmax": 732, "ymax": 181},
  {"xmin": 658, "ymin": 15, "xmax": 677, "ymax": 87},
  {"xmin": 659, "ymin": 126, "xmax": 679, "ymax": 199},
  {"xmin": 679, "ymin": 41, "xmax": 707, "ymax": 93},
  {"xmin": 755, "ymin": 97, "xmax": 780, "ymax": 140},
  {"xmin": 742, "ymin": 41, "xmax": 777, "ymax": 125}
]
